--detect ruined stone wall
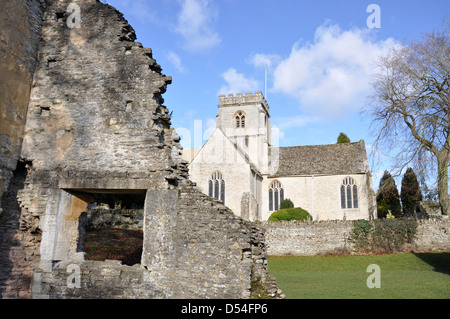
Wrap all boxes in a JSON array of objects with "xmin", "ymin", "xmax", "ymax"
[
  {"xmin": 83, "ymin": 208, "xmax": 144, "ymax": 230},
  {"xmin": 264, "ymin": 219, "xmax": 450, "ymax": 256},
  {"xmin": 0, "ymin": 0, "xmax": 46, "ymax": 299},
  {"xmin": 0, "ymin": 0, "xmax": 282, "ymax": 299},
  {"xmin": 0, "ymin": 0, "xmax": 46, "ymax": 198},
  {"xmin": 31, "ymin": 185, "xmax": 281, "ymax": 299},
  {"xmin": 167, "ymin": 185, "xmax": 280, "ymax": 298},
  {"xmin": 20, "ymin": 0, "xmax": 181, "ymax": 179}
]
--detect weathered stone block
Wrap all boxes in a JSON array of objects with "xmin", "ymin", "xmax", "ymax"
[{"xmin": 142, "ymin": 189, "xmax": 178, "ymax": 270}]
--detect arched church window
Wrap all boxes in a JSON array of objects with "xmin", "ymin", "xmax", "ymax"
[
  {"xmin": 269, "ymin": 180, "xmax": 284, "ymax": 211},
  {"xmin": 208, "ymin": 171, "xmax": 225, "ymax": 205},
  {"xmin": 235, "ymin": 111, "xmax": 246, "ymax": 128},
  {"xmin": 340, "ymin": 177, "xmax": 358, "ymax": 209}
]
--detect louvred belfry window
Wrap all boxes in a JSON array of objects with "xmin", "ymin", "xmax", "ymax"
[{"xmin": 235, "ymin": 111, "xmax": 246, "ymax": 128}]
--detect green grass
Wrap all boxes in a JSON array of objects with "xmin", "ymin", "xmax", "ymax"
[{"xmin": 268, "ymin": 252, "xmax": 450, "ymax": 299}]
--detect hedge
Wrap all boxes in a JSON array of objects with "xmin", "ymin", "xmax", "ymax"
[
  {"xmin": 268, "ymin": 207, "xmax": 312, "ymax": 222},
  {"xmin": 349, "ymin": 218, "xmax": 418, "ymax": 253}
]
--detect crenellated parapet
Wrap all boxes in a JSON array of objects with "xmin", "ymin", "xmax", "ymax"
[{"xmin": 218, "ymin": 91, "xmax": 270, "ymax": 115}]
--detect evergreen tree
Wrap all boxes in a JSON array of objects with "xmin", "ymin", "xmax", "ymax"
[
  {"xmin": 401, "ymin": 168, "xmax": 423, "ymax": 216},
  {"xmin": 376, "ymin": 171, "xmax": 402, "ymax": 218},
  {"xmin": 337, "ymin": 132, "xmax": 351, "ymax": 144}
]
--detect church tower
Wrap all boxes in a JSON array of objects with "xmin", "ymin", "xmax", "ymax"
[{"xmin": 216, "ymin": 91, "xmax": 272, "ymax": 173}]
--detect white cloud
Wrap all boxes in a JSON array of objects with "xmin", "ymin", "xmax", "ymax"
[
  {"xmin": 248, "ymin": 53, "xmax": 282, "ymax": 69},
  {"xmin": 272, "ymin": 114, "xmax": 322, "ymax": 130},
  {"xmin": 167, "ymin": 51, "xmax": 186, "ymax": 73},
  {"xmin": 271, "ymin": 115, "xmax": 322, "ymax": 144},
  {"xmin": 175, "ymin": 0, "xmax": 221, "ymax": 52},
  {"xmin": 271, "ymin": 23, "xmax": 399, "ymax": 117},
  {"xmin": 218, "ymin": 68, "xmax": 260, "ymax": 95}
]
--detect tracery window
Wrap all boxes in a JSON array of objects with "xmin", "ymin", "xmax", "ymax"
[
  {"xmin": 269, "ymin": 180, "xmax": 284, "ymax": 211},
  {"xmin": 340, "ymin": 177, "xmax": 358, "ymax": 209},
  {"xmin": 208, "ymin": 171, "xmax": 225, "ymax": 205},
  {"xmin": 235, "ymin": 111, "xmax": 246, "ymax": 128}
]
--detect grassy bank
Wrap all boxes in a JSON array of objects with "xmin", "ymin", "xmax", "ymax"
[{"xmin": 268, "ymin": 252, "xmax": 450, "ymax": 299}]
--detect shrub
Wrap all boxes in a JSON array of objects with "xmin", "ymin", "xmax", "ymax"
[
  {"xmin": 268, "ymin": 207, "xmax": 312, "ymax": 222},
  {"xmin": 349, "ymin": 218, "xmax": 418, "ymax": 253},
  {"xmin": 280, "ymin": 198, "xmax": 294, "ymax": 209},
  {"xmin": 349, "ymin": 220, "xmax": 372, "ymax": 251},
  {"xmin": 371, "ymin": 218, "xmax": 418, "ymax": 253}
]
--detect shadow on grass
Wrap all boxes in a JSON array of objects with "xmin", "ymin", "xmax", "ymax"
[{"xmin": 414, "ymin": 252, "xmax": 450, "ymax": 275}]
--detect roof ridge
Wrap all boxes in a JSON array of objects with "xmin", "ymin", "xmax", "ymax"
[{"xmin": 280, "ymin": 140, "xmax": 363, "ymax": 149}]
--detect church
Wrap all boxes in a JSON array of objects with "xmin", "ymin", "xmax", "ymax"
[{"xmin": 182, "ymin": 91, "xmax": 377, "ymax": 221}]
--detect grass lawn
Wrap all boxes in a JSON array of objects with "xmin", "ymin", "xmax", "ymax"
[{"xmin": 268, "ymin": 252, "xmax": 450, "ymax": 299}]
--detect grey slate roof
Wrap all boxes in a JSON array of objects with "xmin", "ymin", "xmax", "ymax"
[{"xmin": 270, "ymin": 140, "xmax": 369, "ymax": 177}]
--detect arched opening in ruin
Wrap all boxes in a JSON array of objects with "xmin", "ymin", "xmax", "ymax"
[{"xmin": 67, "ymin": 189, "xmax": 146, "ymax": 266}]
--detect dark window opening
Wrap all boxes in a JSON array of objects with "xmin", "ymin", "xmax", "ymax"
[
  {"xmin": 353, "ymin": 185, "xmax": 358, "ymax": 208},
  {"xmin": 340, "ymin": 185, "xmax": 346, "ymax": 209},
  {"xmin": 341, "ymin": 177, "xmax": 358, "ymax": 209},
  {"xmin": 73, "ymin": 190, "xmax": 145, "ymax": 266},
  {"xmin": 47, "ymin": 59, "xmax": 57, "ymax": 67},
  {"xmin": 269, "ymin": 189, "xmax": 273, "ymax": 211},
  {"xmin": 269, "ymin": 180, "xmax": 284, "ymax": 211},
  {"xmin": 55, "ymin": 11, "xmax": 65, "ymax": 22},
  {"xmin": 208, "ymin": 172, "xmax": 225, "ymax": 205}
]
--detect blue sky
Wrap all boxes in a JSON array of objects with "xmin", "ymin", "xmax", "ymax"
[{"xmin": 100, "ymin": 0, "xmax": 448, "ymax": 188}]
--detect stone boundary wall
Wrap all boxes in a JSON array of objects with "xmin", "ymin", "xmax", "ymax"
[{"xmin": 262, "ymin": 219, "xmax": 450, "ymax": 256}]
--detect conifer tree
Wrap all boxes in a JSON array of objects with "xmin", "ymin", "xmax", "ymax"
[
  {"xmin": 337, "ymin": 132, "xmax": 351, "ymax": 144},
  {"xmin": 401, "ymin": 168, "xmax": 423, "ymax": 216},
  {"xmin": 376, "ymin": 171, "xmax": 402, "ymax": 218}
]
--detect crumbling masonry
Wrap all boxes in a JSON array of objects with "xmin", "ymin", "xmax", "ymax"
[{"xmin": 0, "ymin": 0, "xmax": 282, "ymax": 299}]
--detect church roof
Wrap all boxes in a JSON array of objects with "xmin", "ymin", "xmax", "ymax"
[{"xmin": 271, "ymin": 140, "xmax": 370, "ymax": 177}]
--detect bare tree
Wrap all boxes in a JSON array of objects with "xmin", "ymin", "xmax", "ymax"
[{"xmin": 367, "ymin": 23, "xmax": 449, "ymax": 215}]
